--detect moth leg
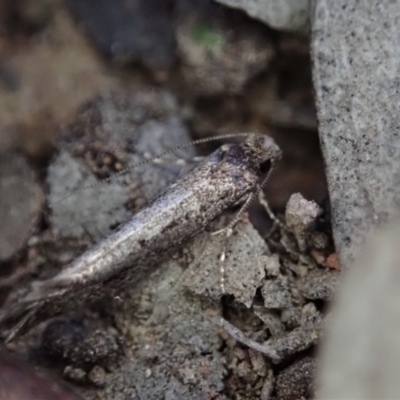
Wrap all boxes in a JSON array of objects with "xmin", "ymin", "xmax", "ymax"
[
  {"xmin": 213, "ymin": 167, "xmax": 276, "ymax": 294},
  {"xmin": 4, "ymin": 308, "xmax": 35, "ymax": 343},
  {"xmin": 212, "ymin": 191, "xmax": 257, "ymax": 294},
  {"xmin": 257, "ymin": 190, "xmax": 287, "ymax": 235}
]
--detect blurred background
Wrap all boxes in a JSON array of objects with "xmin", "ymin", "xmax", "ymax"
[{"xmin": 0, "ymin": 1, "xmax": 326, "ymax": 188}]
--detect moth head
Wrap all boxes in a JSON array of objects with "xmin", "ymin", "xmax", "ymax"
[{"xmin": 245, "ymin": 134, "xmax": 282, "ymax": 172}]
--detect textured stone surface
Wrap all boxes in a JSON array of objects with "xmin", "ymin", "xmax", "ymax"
[
  {"xmin": 185, "ymin": 216, "xmax": 268, "ymax": 307},
  {"xmin": 65, "ymin": 0, "xmax": 176, "ymax": 69},
  {"xmin": 276, "ymin": 357, "xmax": 315, "ymax": 400},
  {"xmin": 175, "ymin": 0, "xmax": 274, "ymax": 95},
  {"xmin": 318, "ymin": 216, "xmax": 400, "ymax": 399},
  {"xmin": 48, "ymin": 89, "xmax": 193, "ymax": 242},
  {"xmin": 80, "ymin": 259, "xmax": 227, "ymax": 400},
  {"xmin": 268, "ymin": 303, "xmax": 322, "ymax": 363},
  {"xmin": 214, "ymin": 0, "xmax": 310, "ymax": 32},
  {"xmin": 285, "ymin": 192, "xmax": 321, "ymax": 251},
  {"xmin": 311, "ymin": 0, "xmax": 400, "ymax": 268},
  {"xmin": 0, "ymin": 154, "xmax": 44, "ymax": 261},
  {"xmin": 300, "ymin": 269, "xmax": 340, "ymax": 301}
]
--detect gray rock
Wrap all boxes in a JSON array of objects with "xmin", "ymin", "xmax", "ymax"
[
  {"xmin": 311, "ymin": 0, "xmax": 400, "ymax": 268},
  {"xmin": 275, "ymin": 357, "xmax": 315, "ymax": 400},
  {"xmin": 0, "ymin": 154, "xmax": 44, "ymax": 261},
  {"xmin": 300, "ymin": 269, "xmax": 340, "ymax": 301},
  {"xmin": 214, "ymin": 0, "xmax": 310, "ymax": 33},
  {"xmin": 184, "ymin": 216, "xmax": 268, "ymax": 307},
  {"xmin": 87, "ymin": 366, "xmax": 106, "ymax": 388},
  {"xmin": 40, "ymin": 321, "xmax": 123, "ymax": 370},
  {"xmin": 261, "ymin": 369, "xmax": 275, "ymax": 400},
  {"xmin": 64, "ymin": 0, "xmax": 176, "ymax": 69},
  {"xmin": 281, "ymin": 307, "xmax": 303, "ymax": 330},
  {"xmin": 64, "ymin": 366, "xmax": 87, "ymax": 384},
  {"xmin": 245, "ymin": 70, "xmax": 318, "ymax": 130},
  {"xmin": 318, "ymin": 216, "xmax": 400, "ymax": 399},
  {"xmin": 268, "ymin": 303, "xmax": 322, "ymax": 363},
  {"xmin": 81, "ymin": 259, "xmax": 227, "ymax": 400},
  {"xmin": 262, "ymin": 280, "xmax": 293, "ymax": 309},
  {"xmin": 48, "ymin": 89, "xmax": 194, "ymax": 242},
  {"xmin": 253, "ymin": 306, "xmax": 285, "ymax": 336},
  {"xmin": 264, "ymin": 254, "xmax": 280, "ymax": 277},
  {"xmin": 175, "ymin": 0, "xmax": 275, "ymax": 95},
  {"xmin": 285, "ymin": 193, "xmax": 321, "ymax": 252},
  {"xmin": 48, "ymin": 151, "xmax": 132, "ymax": 242}
]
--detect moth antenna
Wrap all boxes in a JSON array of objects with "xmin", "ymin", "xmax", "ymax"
[
  {"xmin": 0, "ymin": 300, "xmax": 37, "ymax": 343},
  {"xmin": 55, "ymin": 132, "xmax": 258, "ymax": 204}
]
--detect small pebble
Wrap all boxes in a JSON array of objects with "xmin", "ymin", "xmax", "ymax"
[
  {"xmin": 87, "ymin": 365, "xmax": 106, "ymax": 388},
  {"xmin": 262, "ymin": 280, "xmax": 293, "ymax": 309},
  {"xmin": 63, "ymin": 366, "xmax": 86, "ymax": 383},
  {"xmin": 300, "ymin": 269, "xmax": 340, "ymax": 301},
  {"xmin": 275, "ymin": 357, "xmax": 315, "ymax": 400},
  {"xmin": 285, "ymin": 193, "xmax": 321, "ymax": 251}
]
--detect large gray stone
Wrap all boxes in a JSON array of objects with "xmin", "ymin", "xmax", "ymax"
[
  {"xmin": 318, "ymin": 216, "xmax": 400, "ymax": 399},
  {"xmin": 311, "ymin": 0, "xmax": 400, "ymax": 268},
  {"xmin": 0, "ymin": 154, "xmax": 44, "ymax": 261}
]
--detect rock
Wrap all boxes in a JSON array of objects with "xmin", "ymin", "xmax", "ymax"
[
  {"xmin": 40, "ymin": 320, "xmax": 123, "ymax": 370},
  {"xmin": 300, "ymin": 269, "xmax": 340, "ymax": 301},
  {"xmin": 214, "ymin": 0, "xmax": 310, "ymax": 33},
  {"xmin": 275, "ymin": 357, "xmax": 315, "ymax": 400},
  {"xmin": 64, "ymin": 0, "xmax": 176, "ymax": 69},
  {"xmin": 262, "ymin": 280, "xmax": 293, "ymax": 309},
  {"xmin": 0, "ymin": 154, "xmax": 44, "ymax": 261},
  {"xmin": 175, "ymin": 0, "xmax": 275, "ymax": 95},
  {"xmin": 184, "ymin": 216, "xmax": 268, "ymax": 307},
  {"xmin": 268, "ymin": 304, "xmax": 322, "ymax": 363},
  {"xmin": 48, "ymin": 151, "xmax": 132, "ymax": 242},
  {"xmin": 249, "ymin": 349, "xmax": 268, "ymax": 377},
  {"xmin": 14, "ymin": 0, "xmax": 54, "ymax": 32},
  {"xmin": 48, "ymin": 89, "xmax": 194, "ymax": 242},
  {"xmin": 245, "ymin": 70, "xmax": 317, "ymax": 131},
  {"xmin": 253, "ymin": 306, "xmax": 285, "ymax": 336},
  {"xmin": 311, "ymin": 0, "xmax": 400, "ymax": 268},
  {"xmin": 325, "ymin": 252, "xmax": 341, "ymax": 270},
  {"xmin": 264, "ymin": 254, "xmax": 281, "ymax": 277},
  {"xmin": 318, "ymin": 216, "xmax": 400, "ymax": 399},
  {"xmin": 87, "ymin": 259, "xmax": 227, "ymax": 400},
  {"xmin": 0, "ymin": 0, "xmax": 53, "ymax": 35},
  {"xmin": 285, "ymin": 192, "xmax": 321, "ymax": 252},
  {"xmin": 87, "ymin": 366, "xmax": 106, "ymax": 388},
  {"xmin": 260, "ymin": 369, "xmax": 275, "ymax": 400},
  {"xmin": 0, "ymin": 3, "xmax": 111, "ymax": 158},
  {"xmin": 63, "ymin": 366, "xmax": 86, "ymax": 384},
  {"xmin": 281, "ymin": 307, "xmax": 303, "ymax": 330}
]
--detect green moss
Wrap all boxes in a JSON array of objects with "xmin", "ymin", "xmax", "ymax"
[{"xmin": 192, "ymin": 23, "xmax": 223, "ymax": 49}]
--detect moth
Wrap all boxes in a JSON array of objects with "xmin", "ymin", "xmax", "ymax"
[{"xmin": 0, "ymin": 133, "xmax": 281, "ymax": 342}]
